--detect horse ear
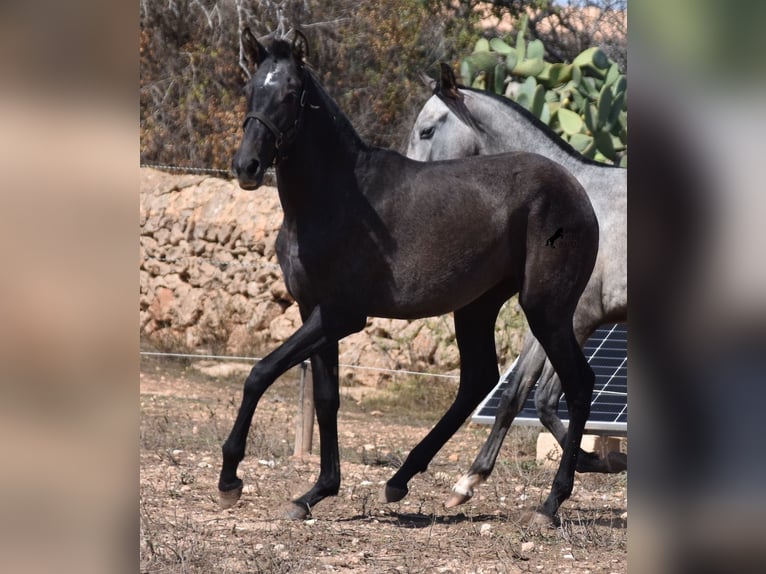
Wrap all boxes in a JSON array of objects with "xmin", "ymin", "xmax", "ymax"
[
  {"xmin": 435, "ymin": 62, "xmax": 479, "ymax": 130},
  {"xmin": 419, "ymin": 71, "xmax": 437, "ymax": 91},
  {"xmin": 242, "ymin": 28, "xmax": 268, "ymax": 69},
  {"xmin": 291, "ymin": 29, "xmax": 310, "ymax": 63},
  {"xmin": 438, "ymin": 63, "xmax": 462, "ymax": 100}
]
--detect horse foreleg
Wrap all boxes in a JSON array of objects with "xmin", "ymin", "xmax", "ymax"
[
  {"xmin": 383, "ymin": 295, "xmax": 503, "ymax": 504},
  {"xmin": 284, "ymin": 342, "xmax": 342, "ymax": 519},
  {"xmin": 446, "ymin": 335, "xmax": 547, "ymax": 508},
  {"xmin": 218, "ymin": 305, "xmax": 363, "ymax": 512}
]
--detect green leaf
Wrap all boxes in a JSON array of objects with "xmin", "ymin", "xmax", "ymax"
[
  {"xmin": 571, "ymin": 90, "xmax": 585, "ymax": 111},
  {"xmin": 515, "ymin": 15, "xmax": 527, "ymax": 61},
  {"xmin": 538, "ymin": 63, "xmax": 572, "ymax": 88},
  {"xmin": 579, "ymin": 76, "xmax": 599, "ymax": 99},
  {"xmin": 604, "ymin": 63, "xmax": 621, "ymax": 88},
  {"xmin": 512, "ymin": 57, "xmax": 545, "ymax": 77},
  {"xmin": 608, "ymin": 91, "xmax": 626, "ymax": 131},
  {"xmin": 460, "ymin": 59, "xmax": 474, "ymax": 86},
  {"xmin": 558, "ymin": 108, "xmax": 583, "ymax": 136},
  {"xmin": 594, "ymin": 130, "xmax": 616, "ymax": 159},
  {"xmin": 571, "ymin": 64, "xmax": 582, "ymax": 86},
  {"xmin": 530, "ymin": 84, "xmax": 545, "ymax": 118},
  {"xmin": 584, "ymin": 103, "xmax": 599, "ymax": 132},
  {"xmin": 527, "ymin": 39, "xmax": 544, "ymax": 60},
  {"xmin": 474, "ymin": 38, "xmax": 490, "ymax": 53},
  {"xmin": 539, "ymin": 102, "xmax": 551, "ymax": 125},
  {"xmin": 619, "ymin": 154, "xmax": 628, "ymax": 168},
  {"xmin": 569, "ymin": 132, "xmax": 594, "ymax": 152},
  {"xmin": 612, "ymin": 77, "xmax": 627, "ymax": 97},
  {"xmin": 505, "ymin": 50, "xmax": 518, "ymax": 73},
  {"xmin": 472, "ymin": 71, "xmax": 487, "ymax": 90},
  {"xmin": 592, "ymin": 48, "xmax": 610, "ymax": 69},
  {"xmin": 489, "ymin": 37, "xmax": 513, "ymax": 55},
  {"xmin": 572, "ymin": 47, "xmax": 599, "ymax": 68},
  {"xmin": 597, "ymin": 84, "xmax": 613, "ymax": 128},
  {"xmin": 466, "ymin": 51, "xmax": 500, "ymax": 73},
  {"xmin": 493, "ymin": 62, "xmax": 507, "ymax": 94}
]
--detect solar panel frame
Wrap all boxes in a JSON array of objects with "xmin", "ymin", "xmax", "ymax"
[{"xmin": 472, "ymin": 324, "xmax": 627, "ymax": 435}]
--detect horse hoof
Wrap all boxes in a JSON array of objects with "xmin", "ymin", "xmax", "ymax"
[
  {"xmin": 444, "ymin": 491, "xmax": 471, "ymax": 509},
  {"xmin": 282, "ymin": 502, "xmax": 310, "ymax": 520},
  {"xmin": 606, "ymin": 451, "xmax": 628, "ymax": 473},
  {"xmin": 381, "ymin": 484, "xmax": 408, "ymax": 503},
  {"xmin": 218, "ymin": 485, "xmax": 243, "ymax": 509},
  {"xmin": 519, "ymin": 507, "xmax": 556, "ymax": 528}
]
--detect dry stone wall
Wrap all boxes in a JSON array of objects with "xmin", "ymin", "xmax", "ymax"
[{"xmin": 139, "ymin": 168, "xmax": 524, "ymax": 386}]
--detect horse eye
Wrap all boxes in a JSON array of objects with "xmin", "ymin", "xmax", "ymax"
[
  {"xmin": 283, "ymin": 92, "xmax": 298, "ymax": 104},
  {"xmin": 420, "ymin": 126, "xmax": 435, "ymax": 140}
]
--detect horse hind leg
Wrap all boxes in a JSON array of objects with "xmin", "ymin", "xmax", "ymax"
[
  {"xmin": 535, "ymin": 300, "xmax": 627, "ymax": 473},
  {"xmin": 534, "ymin": 361, "xmax": 627, "ymax": 473},
  {"xmin": 446, "ymin": 333, "xmax": 547, "ymax": 508},
  {"xmin": 383, "ymin": 288, "xmax": 507, "ymax": 504},
  {"xmin": 516, "ymin": 212, "xmax": 598, "ymax": 523}
]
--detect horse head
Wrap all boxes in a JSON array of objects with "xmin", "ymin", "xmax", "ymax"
[
  {"xmin": 406, "ymin": 63, "xmax": 481, "ymax": 162},
  {"xmin": 233, "ymin": 29, "xmax": 309, "ymax": 190}
]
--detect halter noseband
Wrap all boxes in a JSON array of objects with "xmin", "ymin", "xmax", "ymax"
[{"xmin": 243, "ymin": 89, "xmax": 307, "ymax": 163}]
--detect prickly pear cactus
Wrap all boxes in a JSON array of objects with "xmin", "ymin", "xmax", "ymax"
[{"xmin": 458, "ymin": 14, "xmax": 627, "ymax": 166}]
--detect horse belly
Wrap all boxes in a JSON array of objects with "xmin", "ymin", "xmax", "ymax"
[{"xmin": 369, "ymin": 250, "xmax": 515, "ymax": 319}]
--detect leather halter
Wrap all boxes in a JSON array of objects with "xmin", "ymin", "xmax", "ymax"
[{"xmin": 243, "ymin": 89, "xmax": 307, "ymax": 163}]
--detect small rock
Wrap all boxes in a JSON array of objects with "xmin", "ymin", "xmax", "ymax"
[
  {"xmin": 521, "ymin": 541, "xmax": 534, "ymax": 553},
  {"xmin": 479, "ymin": 523, "xmax": 492, "ymax": 536}
]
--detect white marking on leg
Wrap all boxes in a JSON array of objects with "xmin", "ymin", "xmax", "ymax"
[{"xmin": 452, "ymin": 473, "xmax": 483, "ymax": 498}]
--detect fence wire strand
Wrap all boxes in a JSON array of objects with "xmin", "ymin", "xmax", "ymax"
[{"xmin": 139, "ymin": 350, "xmax": 460, "ymax": 380}]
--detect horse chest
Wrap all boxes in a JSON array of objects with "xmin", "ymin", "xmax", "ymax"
[{"xmin": 274, "ymin": 223, "xmax": 350, "ymax": 306}]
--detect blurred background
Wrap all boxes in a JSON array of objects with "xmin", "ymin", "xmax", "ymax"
[{"xmin": 1, "ymin": 0, "xmax": 765, "ymax": 572}]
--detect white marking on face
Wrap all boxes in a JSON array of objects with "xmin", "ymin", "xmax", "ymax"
[{"xmin": 263, "ymin": 70, "xmax": 277, "ymax": 86}]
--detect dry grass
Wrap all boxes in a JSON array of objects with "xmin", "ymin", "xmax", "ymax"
[{"xmin": 140, "ymin": 356, "xmax": 627, "ymax": 573}]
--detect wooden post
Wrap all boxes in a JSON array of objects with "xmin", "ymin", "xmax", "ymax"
[{"xmin": 294, "ymin": 361, "xmax": 314, "ymax": 457}]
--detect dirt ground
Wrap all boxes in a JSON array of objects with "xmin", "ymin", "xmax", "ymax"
[{"xmin": 140, "ymin": 357, "xmax": 627, "ymax": 573}]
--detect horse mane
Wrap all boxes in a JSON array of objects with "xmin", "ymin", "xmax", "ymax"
[
  {"xmin": 450, "ymin": 85, "xmax": 621, "ymax": 169},
  {"xmin": 302, "ymin": 67, "xmax": 368, "ymax": 150}
]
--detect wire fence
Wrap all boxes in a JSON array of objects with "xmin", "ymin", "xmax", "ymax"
[
  {"xmin": 140, "ymin": 163, "xmax": 233, "ymax": 177},
  {"xmin": 139, "ymin": 350, "xmax": 461, "ymax": 381}
]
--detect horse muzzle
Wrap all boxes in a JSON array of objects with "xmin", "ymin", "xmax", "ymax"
[{"xmin": 234, "ymin": 156, "xmax": 266, "ymax": 190}]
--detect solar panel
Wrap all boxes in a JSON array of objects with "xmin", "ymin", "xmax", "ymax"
[{"xmin": 472, "ymin": 323, "xmax": 627, "ymax": 435}]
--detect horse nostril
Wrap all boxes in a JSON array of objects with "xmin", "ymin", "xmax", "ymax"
[{"xmin": 245, "ymin": 159, "xmax": 260, "ymax": 177}]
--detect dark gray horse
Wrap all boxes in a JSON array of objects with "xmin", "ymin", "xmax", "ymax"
[
  {"xmin": 224, "ymin": 31, "xmax": 599, "ymax": 525},
  {"xmin": 407, "ymin": 64, "xmax": 626, "ymax": 508}
]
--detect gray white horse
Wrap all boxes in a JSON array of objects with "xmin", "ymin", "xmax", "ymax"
[{"xmin": 406, "ymin": 64, "xmax": 627, "ymax": 508}]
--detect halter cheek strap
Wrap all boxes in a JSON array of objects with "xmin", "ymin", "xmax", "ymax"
[{"xmin": 242, "ymin": 89, "xmax": 307, "ymax": 163}]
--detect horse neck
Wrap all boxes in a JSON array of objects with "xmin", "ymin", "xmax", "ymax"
[
  {"xmin": 466, "ymin": 92, "xmax": 601, "ymax": 177},
  {"xmin": 276, "ymin": 74, "xmax": 368, "ymax": 216}
]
